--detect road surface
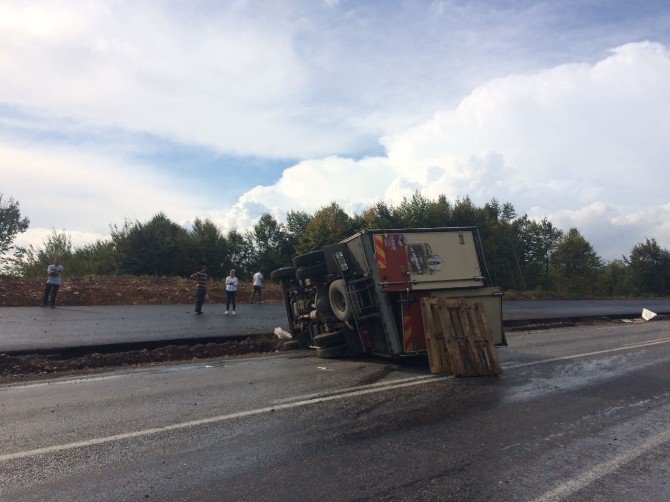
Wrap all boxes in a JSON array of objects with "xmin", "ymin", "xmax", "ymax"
[
  {"xmin": 1, "ymin": 320, "xmax": 670, "ymax": 500},
  {"xmin": 1, "ymin": 299, "xmax": 669, "ymax": 353}
]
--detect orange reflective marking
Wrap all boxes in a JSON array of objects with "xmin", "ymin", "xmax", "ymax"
[{"xmin": 374, "ymin": 235, "xmax": 387, "ymax": 269}]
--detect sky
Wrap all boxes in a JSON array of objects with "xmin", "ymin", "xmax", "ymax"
[{"xmin": 2, "ymin": 0, "xmax": 670, "ymax": 260}]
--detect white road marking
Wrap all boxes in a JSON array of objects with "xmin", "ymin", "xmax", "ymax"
[
  {"xmin": 0, "ymin": 374, "xmax": 451, "ymax": 462},
  {"xmin": 2, "ymin": 336, "xmax": 670, "ymax": 462},
  {"xmin": 533, "ymin": 427, "xmax": 670, "ymax": 502},
  {"xmin": 505, "ymin": 337, "xmax": 670, "ymax": 370},
  {"xmin": 271, "ymin": 374, "xmax": 440, "ymax": 404}
]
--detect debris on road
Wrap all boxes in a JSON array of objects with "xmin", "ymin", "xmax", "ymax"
[
  {"xmin": 274, "ymin": 327, "xmax": 293, "ymax": 340},
  {"xmin": 642, "ymin": 308, "xmax": 658, "ymax": 321}
]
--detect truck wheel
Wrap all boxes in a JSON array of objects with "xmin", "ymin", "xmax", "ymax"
[
  {"xmin": 312, "ymin": 331, "xmax": 346, "ymax": 348},
  {"xmin": 296, "ymin": 262, "xmax": 328, "ymax": 280},
  {"xmin": 270, "ymin": 266, "xmax": 296, "ymax": 281},
  {"xmin": 293, "ymin": 250, "xmax": 325, "ymax": 267},
  {"xmin": 283, "ymin": 340, "xmax": 304, "ymax": 350},
  {"xmin": 315, "ymin": 343, "xmax": 348, "ymax": 359},
  {"xmin": 329, "ymin": 279, "xmax": 353, "ymax": 322}
]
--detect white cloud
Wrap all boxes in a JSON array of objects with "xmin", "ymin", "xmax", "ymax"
[
  {"xmin": 13, "ymin": 228, "xmax": 104, "ymax": 250},
  {"xmin": 0, "ymin": 1, "xmax": 343, "ymax": 157},
  {"xmin": 224, "ymin": 42, "xmax": 670, "ymax": 260},
  {"xmin": 0, "ymin": 141, "xmax": 202, "ymax": 235}
]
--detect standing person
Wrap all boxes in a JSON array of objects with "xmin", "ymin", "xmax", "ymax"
[
  {"xmin": 190, "ymin": 264, "xmax": 208, "ymax": 314},
  {"xmin": 42, "ymin": 256, "xmax": 63, "ymax": 308},
  {"xmin": 225, "ymin": 268, "xmax": 238, "ymax": 315},
  {"xmin": 250, "ymin": 270, "xmax": 263, "ymax": 304}
]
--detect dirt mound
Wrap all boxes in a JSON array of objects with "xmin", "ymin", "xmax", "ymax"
[{"xmin": 0, "ymin": 275, "xmax": 283, "ymax": 307}]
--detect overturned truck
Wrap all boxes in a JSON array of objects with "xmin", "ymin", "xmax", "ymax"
[{"xmin": 271, "ymin": 227, "xmax": 506, "ymax": 359}]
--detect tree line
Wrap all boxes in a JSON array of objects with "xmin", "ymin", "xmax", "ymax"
[{"xmin": 2, "ymin": 192, "xmax": 670, "ymax": 297}]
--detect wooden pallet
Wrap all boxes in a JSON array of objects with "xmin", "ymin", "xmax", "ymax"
[{"xmin": 420, "ymin": 297, "xmax": 501, "ymax": 376}]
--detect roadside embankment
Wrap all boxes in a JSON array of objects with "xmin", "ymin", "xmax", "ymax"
[{"xmin": 0, "ymin": 275, "xmax": 284, "ymax": 307}]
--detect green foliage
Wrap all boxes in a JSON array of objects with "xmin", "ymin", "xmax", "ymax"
[
  {"xmin": 295, "ymin": 203, "xmax": 356, "ymax": 254},
  {"xmin": 247, "ymin": 214, "xmax": 291, "ymax": 276},
  {"xmin": 550, "ymin": 228, "xmax": 603, "ymax": 295},
  {"xmin": 9, "ymin": 195, "xmax": 670, "ymax": 298},
  {"xmin": 190, "ymin": 218, "xmax": 228, "ymax": 279},
  {"xmin": 597, "ymin": 259, "xmax": 629, "ymax": 297},
  {"xmin": 360, "ymin": 201, "xmax": 400, "ymax": 229},
  {"xmin": 225, "ymin": 229, "xmax": 254, "ymax": 280},
  {"xmin": 13, "ymin": 230, "xmax": 73, "ymax": 277},
  {"xmin": 117, "ymin": 213, "xmax": 191, "ymax": 276},
  {"xmin": 0, "ymin": 194, "xmax": 30, "ymax": 268},
  {"xmin": 625, "ymin": 238, "xmax": 670, "ymax": 296},
  {"xmin": 516, "ymin": 216, "xmax": 563, "ymax": 290}
]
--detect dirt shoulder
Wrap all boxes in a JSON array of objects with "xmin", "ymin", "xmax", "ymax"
[
  {"xmin": 0, "ymin": 335, "xmax": 298, "ymax": 383},
  {"xmin": 0, "ymin": 275, "xmax": 284, "ymax": 307}
]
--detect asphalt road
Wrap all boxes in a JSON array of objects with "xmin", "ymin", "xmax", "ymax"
[
  {"xmin": 2, "ymin": 299, "xmax": 670, "ymax": 353},
  {"xmin": 2, "ymin": 320, "xmax": 670, "ymax": 500}
]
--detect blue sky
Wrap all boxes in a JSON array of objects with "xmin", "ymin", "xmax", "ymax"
[{"xmin": 2, "ymin": 0, "xmax": 670, "ymax": 259}]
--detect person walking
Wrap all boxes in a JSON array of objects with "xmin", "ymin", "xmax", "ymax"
[
  {"xmin": 190, "ymin": 264, "xmax": 208, "ymax": 314},
  {"xmin": 225, "ymin": 268, "xmax": 238, "ymax": 315},
  {"xmin": 42, "ymin": 256, "xmax": 64, "ymax": 308},
  {"xmin": 250, "ymin": 270, "xmax": 263, "ymax": 304}
]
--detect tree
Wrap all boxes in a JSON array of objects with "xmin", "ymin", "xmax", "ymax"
[
  {"xmin": 598, "ymin": 259, "xmax": 629, "ymax": 297},
  {"xmin": 13, "ymin": 230, "xmax": 73, "ymax": 277},
  {"xmin": 225, "ymin": 229, "xmax": 254, "ymax": 279},
  {"xmin": 247, "ymin": 214, "xmax": 290, "ymax": 275},
  {"xmin": 393, "ymin": 192, "xmax": 433, "ymax": 228},
  {"xmin": 296, "ymin": 203, "xmax": 356, "ymax": 254},
  {"xmin": 70, "ymin": 239, "xmax": 118, "ymax": 276},
  {"xmin": 189, "ymin": 218, "xmax": 228, "ymax": 279},
  {"xmin": 117, "ymin": 213, "xmax": 191, "ymax": 276},
  {"xmin": 625, "ymin": 238, "xmax": 670, "ymax": 296},
  {"xmin": 360, "ymin": 201, "xmax": 399, "ymax": 230},
  {"xmin": 550, "ymin": 228, "xmax": 603, "ymax": 295},
  {"xmin": 517, "ymin": 217, "xmax": 563, "ymax": 290},
  {"xmin": 0, "ymin": 194, "xmax": 30, "ymax": 267}
]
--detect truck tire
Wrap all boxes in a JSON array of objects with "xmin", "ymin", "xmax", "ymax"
[
  {"xmin": 315, "ymin": 343, "xmax": 348, "ymax": 358},
  {"xmin": 283, "ymin": 340, "xmax": 304, "ymax": 350},
  {"xmin": 296, "ymin": 262, "xmax": 328, "ymax": 280},
  {"xmin": 329, "ymin": 279, "xmax": 353, "ymax": 322},
  {"xmin": 312, "ymin": 331, "xmax": 346, "ymax": 348},
  {"xmin": 293, "ymin": 250, "xmax": 325, "ymax": 268},
  {"xmin": 270, "ymin": 266, "xmax": 296, "ymax": 281}
]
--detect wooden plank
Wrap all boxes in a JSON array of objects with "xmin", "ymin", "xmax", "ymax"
[
  {"xmin": 436, "ymin": 301, "xmax": 462, "ymax": 375},
  {"xmin": 433, "ymin": 300, "xmax": 456, "ymax": 374},
  {"xmin": 472, "ymin": 302, "xmax": 502, "ymax": 375},
  {"xmin": 456, "ymin": 307, "xmax": 475, "ymax": 376},
  {"xmin": 420, "ymin": 298, "xmax": 447, "ymax": 374}
]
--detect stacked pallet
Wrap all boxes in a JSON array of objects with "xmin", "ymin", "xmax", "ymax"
[{"xmin": 420, "ymin": 297, "xmax": 501, "ymax": 376}]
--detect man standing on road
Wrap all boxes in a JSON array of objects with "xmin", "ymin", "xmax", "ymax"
[
  {"xmin": 190, "ymin": 264, "xmax": 208, "ymax": 314},
  {"xmin": 42, "ymin": 256, "xmax": 63, "ymax": 308},
  {"xmin": 250, "ymin": 270, "xmax": 263, "ymax": 304},
  {"xmin": 225, "ymin": 268, "xmax": 238, "ymax": 315}
]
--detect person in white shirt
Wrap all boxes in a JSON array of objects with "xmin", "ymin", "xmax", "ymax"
[
  {"xmin": 225, "ymin": 268, "xmax": 238, "ymax": 314},
  {"xmin": 250, "ymin": 271, "xmax": 263, "ymax": 304},
  {"xmin": 42, "ymin": 256, "xmax": 63, "ymax": 308}
]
